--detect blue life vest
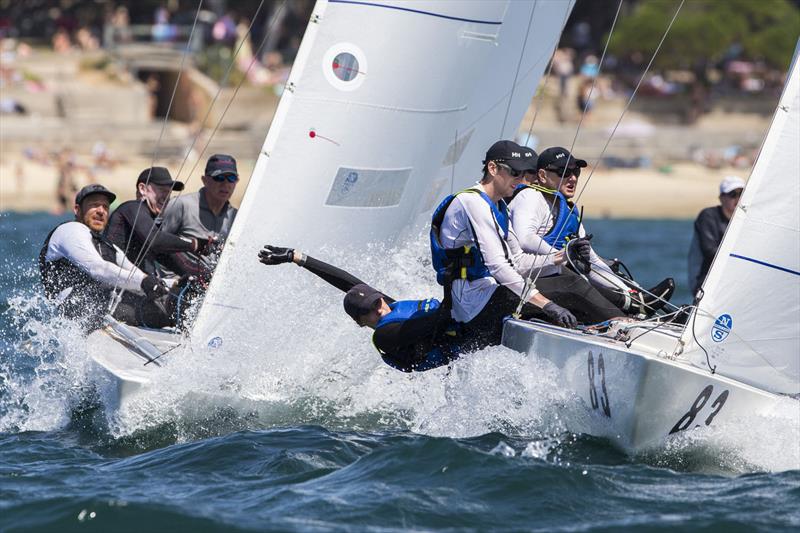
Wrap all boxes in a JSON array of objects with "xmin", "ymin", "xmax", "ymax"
[
  {"xmin": 430, "ymin": 188, "xmax": 509, "ymax": 287},
  {"xmin": 511, "ymin": 184, "xmax": 580, "ymax": 250},
  {"xmin": 373, "ymin": 298, "xmax": 460, "ymax": 372}
]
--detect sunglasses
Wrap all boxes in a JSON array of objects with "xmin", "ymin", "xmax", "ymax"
[
  {"xmin": 725, "ymin": 190, "xmax": 742, "ymax": 199},
  {"xmin": 545, "ymin": 166, "xmax": 581, "ymax": 178},
  {"xmin": 495, "ymin": 162, "xmax": 523, "ymax": 178},
  {"xmin": 211, "ymin": 173, "xmax": 239, "ymax": 183}
]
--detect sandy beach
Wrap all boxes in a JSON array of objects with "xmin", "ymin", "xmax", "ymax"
[{"xmin": 0, "ymin": 152, "xmax": 746, "ymax": 219}]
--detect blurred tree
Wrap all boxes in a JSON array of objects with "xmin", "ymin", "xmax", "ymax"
[{"xmin": 608, "ymin": 0, "xmax": 800, "ymax": 121}]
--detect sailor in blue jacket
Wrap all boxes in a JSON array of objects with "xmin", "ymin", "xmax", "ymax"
[{"xmin": 258, "ymin": 245, "xmax": 461, "ymax": 372}]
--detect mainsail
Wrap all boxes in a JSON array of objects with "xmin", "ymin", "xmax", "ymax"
[
  {"xmin": 680, "ymin": 40, "xmax": 800, "ymax": 395},
  {"xmin": 189, "ymin": 0, "xmax": 572, "ymax": 351}
]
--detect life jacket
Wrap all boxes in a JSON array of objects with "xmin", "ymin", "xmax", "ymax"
[
  {"xmin": 373, "ymin": 298, "xmax": 460, "ymax": 372},
  {"xmin": 510, "ymin": 184, "xmax": 580, "ymax": 250},
  {"xmin": 38, "ymin": 222, "xmax": 118, "ymax": 317},
  {"xmin": 430, "ymin": 188, "xmax": 509, "ymax": 289}
]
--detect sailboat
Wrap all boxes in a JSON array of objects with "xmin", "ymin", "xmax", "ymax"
[
  {"xmin": 501, "ymin": 39, "xmax": 800, "ymax": 453},
  {"xmin": 87, "ymin": 0, "xmax": 575, "ymax": 411}
]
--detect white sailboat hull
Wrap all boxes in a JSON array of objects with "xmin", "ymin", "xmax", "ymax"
[
  {"xmin": 502, "ymin": 318, "xmax": 782, "ymax": 453},
  {"xmin": 86, "ymin": 323, "xmax": 179, "ymax": 411}
]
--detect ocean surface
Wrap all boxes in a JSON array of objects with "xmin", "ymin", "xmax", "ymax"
[{"xmin": 1, "ymin": 211, "xmax": 798, "ymax": 532}]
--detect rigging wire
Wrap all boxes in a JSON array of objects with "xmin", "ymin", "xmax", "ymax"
[
  {"xmin": 515, "ymin": 0, "xmax": 627, "ymax": 318},
  {"xmin": 130, "ymin": 0, "xmax": 287, "ymax": 280},
  {"xmin": 460, "ymin": 0, "xmax": 577, "ymax": 136},
  {"xmin": 523, "ymin": 1, "xmax": 575, "ymax": 142},
  {"xmin": 499, "ymin": 0, "xmax": 538, "ymax": 136},
  {"xmin": 107, "ymin": 0, "xmax": 204, "ymax": 314},
  {"xmin": 109, "ymin": 0, "xmax": 287, "ymax": 312}
]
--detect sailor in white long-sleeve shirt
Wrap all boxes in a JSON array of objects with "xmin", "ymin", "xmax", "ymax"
[
  {"xmin": 509, "ymin": 146, "xmax": 674, "ymax": 316},
  {"xmin": 39, "ymin": 184, "xmax": 173, "ymax": 330},
  {"xmin": 432, "ymin": 141, "xmax": 583, "ymax": 346}
]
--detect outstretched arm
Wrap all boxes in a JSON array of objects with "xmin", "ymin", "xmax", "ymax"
[{"xmin": 259, "ymin": 245, "xmax": 395, "ymax": 302}]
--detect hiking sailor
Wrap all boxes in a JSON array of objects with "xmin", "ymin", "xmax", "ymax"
[
  {"xmin": 105, "ymin": 167, "xmax": 214, "ymax": 279},
  {"xmin": 159, "ymin": 154, "xmax": 238, "ymax": 265},
  {"xmin": 257, "ymin": 246, "xmax": 462, "ymax": 372},
  {"xmin": 39, "ymin": 184, "xmax": 175, "ymax": 331},
  {"xmin": 431, "ymin": 140, "xmax": 625, "ymax": 346},
  {"xmin": 508, "ymin": 146, "xmax": 675, "ymax": 316}
]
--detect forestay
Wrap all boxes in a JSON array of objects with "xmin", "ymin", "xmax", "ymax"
[
  {"xmin": 680, "ymin": 40, "xmax": 800, "ymax": 395},
  {"xmin": 190, "ymin": 0, "xmax": 572, "ymax": 351}
]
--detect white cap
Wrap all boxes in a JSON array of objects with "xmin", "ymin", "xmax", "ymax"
[{"xmin": 720, "ymin": 175, "xmax": 745, "ymax": 195}]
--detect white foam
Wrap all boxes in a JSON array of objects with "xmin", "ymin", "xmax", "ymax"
[{"xmin": 5, "ymin": 234, "xmax": 799, "ymax": 474}]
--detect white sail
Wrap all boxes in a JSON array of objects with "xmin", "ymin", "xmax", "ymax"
[
  {"xmin": 189, "ymin": 0, "xmax": 572, "ymax": 351},
  {"xmin": 680, "ymin": 41, "xmax": 800, "ymax": 395}
]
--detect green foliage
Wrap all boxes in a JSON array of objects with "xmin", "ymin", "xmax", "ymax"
[
  {"xmin": 195, "ymin": 45, "xmax": 247, "ymax": 88},
  {"xmin": 609, "ymin": 0, "xmax": 800, "ymax": 70}
]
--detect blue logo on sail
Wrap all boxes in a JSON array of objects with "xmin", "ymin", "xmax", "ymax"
[
  {"xmin": 711, "ymin": 314, "xmax": 732, "ymax": 342},
  {"xmin": 208, "ymin": 336, "xmax": 223, "ymax": 349}
]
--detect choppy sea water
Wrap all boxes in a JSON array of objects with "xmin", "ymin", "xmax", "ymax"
[{"xmin": 1, "ymin": 211, "xmax": 798, "ymax": 532}]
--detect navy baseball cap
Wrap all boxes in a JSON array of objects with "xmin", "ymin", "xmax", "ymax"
[
  {"xmin": 536, "ymin": 147, "xmax": 587, "ymax": 172},
  {"xmin": 136, "ymin": 166, "xmax": 185, "ymax": 191},
  {"xmin": 75, "ymin": 184, "xmax": 116, "ymax": 206},
  {"xmin": 343, "ymin": 283, "xmax": 385, "ymax": 322},
  {"xmin": 483, "ymin": 140, "xmax": 537, "ymax": 172},
  {"xmin": 205, "ymin": 154, "xmax": 238, "ymax": 178}
]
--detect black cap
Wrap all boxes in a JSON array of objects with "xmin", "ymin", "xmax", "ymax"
[
  {"xmin": 483, "ymin": 140, "xmax": 537, "ymax": 172},
  {"xmin": 521, "ymin": 146, "xmax": 538, "ymax": 171},
  {"xmin": 75, "ymin": 184, "xmax": 116, "ymax": 206},
  {"xmin": 536, "ymin": 146, "xmax": 587, "ymax": 172},
  {"xmin": 136, "ymin": 166, "xmax": 185, "ymax": 191},
  {"xmin": 205, "ymin": 154, "xmax": 238, "ymax": 178},
  {"xmin": 343, "ymin": 283, "xmax": 384, "ymax": 322}
]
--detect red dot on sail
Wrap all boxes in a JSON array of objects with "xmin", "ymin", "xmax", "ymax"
[{"xmin": 309, "ymin": 130, "xmax": 316, "ymax": 138}]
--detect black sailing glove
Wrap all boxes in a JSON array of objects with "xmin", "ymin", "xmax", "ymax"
[
  {"xmin": 565, "ymin": 235, "xmax": 593, "ymax": 275},
  {"xmin": 141, "ymin": 275, "xmax": 168, "ymax": 301},
  {"xmin": 542, "ymin": 302, "xmax": 578, "ymax": 329},
  {"xmin": 258, "ymin": 245, "xmax": 294, "ymax": 266}
]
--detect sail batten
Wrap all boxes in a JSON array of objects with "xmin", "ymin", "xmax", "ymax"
[{"xmin": 680, "ymin": 40, "xmax": 800, "ymax": 395}]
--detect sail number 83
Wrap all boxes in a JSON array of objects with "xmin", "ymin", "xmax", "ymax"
[{"xmin": 587, "ymin": 351, "xmax": 611, "ymax": 417}]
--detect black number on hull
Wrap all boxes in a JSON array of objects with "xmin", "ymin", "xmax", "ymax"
[
  {"xmin": 704, "ymin": 389, "xmax": 729, "ymax": 426},
  {"xmin": 669, "ymin": 385, "xmax": 730, "ymax": 435},
  {"xmin": 598, "ymin": 354, "xmax": 611, "ymax": 417},
  {"xmin": 587, "ymin": 351, "xmax": 610, "ymax": 417},
  {"xmin": 588, "ymin": 352, "xmax": 599, "ymax": 409}
]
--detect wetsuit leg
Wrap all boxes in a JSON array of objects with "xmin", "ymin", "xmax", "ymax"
[
  {"xmin": 535, "ymin": 269, "xmax": 623, "ymax": 324},
  {"xmin": 112, "ymin": 293, "xmax": 174, "ymax": 328}
]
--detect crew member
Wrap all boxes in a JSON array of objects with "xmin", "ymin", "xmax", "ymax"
[
  {"xmin": 160, "ymin": 154, "xmax": 238, "ymax": 260},
  {"xmin": 258, "ymin": 246, "xmax": 461, "ymax": 372},
  {"xmin": 39, "ymin": 184, "xmax": 174, "ymax": 330},
  {"xmin": 105, "ymin": 167, "xmax": 213, "ymax": 278},
  {"xmin": 431, "ymin": 140, "xmax": 624, "ymax": 346},
  {"xmin": 508, "ymin": 146, "xmax": 674, "ymax": 316},
  {"xmin": 688, "ymin": 175, "xmax": 745, "ymax": 295}
]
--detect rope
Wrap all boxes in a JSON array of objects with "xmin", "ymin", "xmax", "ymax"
[
  {"xmin": 107, "ymin": 0, "xmax": 203, "ymax": 314},
  {"xmin": 515, "ymin": 0, "xmax": 685, "ymax": 317}
]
